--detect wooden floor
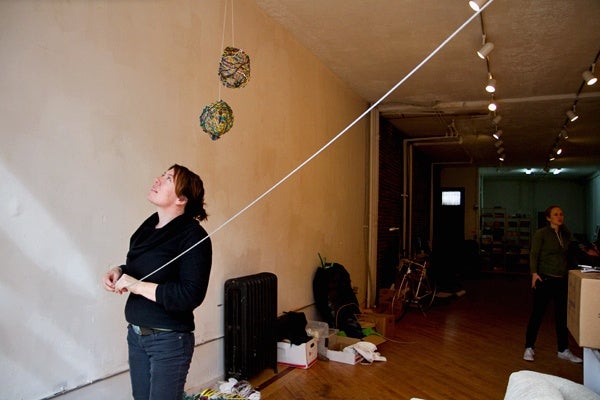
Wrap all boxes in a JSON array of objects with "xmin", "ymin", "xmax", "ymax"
[{"xmin": 249, "ymin": 274, "xmax": 584, "ymax": 400}]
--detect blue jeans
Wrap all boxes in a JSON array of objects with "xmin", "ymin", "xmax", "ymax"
[{"xmin": 127, "ymin": 325, "xmax": 194, "ymax": 400}]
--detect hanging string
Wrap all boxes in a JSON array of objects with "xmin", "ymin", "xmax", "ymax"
[
  {"xmin": 218, "ymin": 0, "xmax": 229, "ymax": 100},
  {"xmin": 230, "ymin": 0, "xmax": 235, "ymax": 47},
  {"xmin": 134, "ymin": 0, "xmax": 495, "ymax": 285}
]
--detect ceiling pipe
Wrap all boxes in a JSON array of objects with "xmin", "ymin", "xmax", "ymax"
[{"xmin": 379, "ymin": 92, "xmax": 600, "ymax": 117}]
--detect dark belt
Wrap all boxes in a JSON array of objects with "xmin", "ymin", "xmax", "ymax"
[
  {"xmin": 540, "ymin": 274, "xmax": 565, "ymax": 280},
  {"xmin": 131, "ymin": 324, "xmax": 173, "ymax": 336}
]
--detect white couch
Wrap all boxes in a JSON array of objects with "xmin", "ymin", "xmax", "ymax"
[{"xmin": 505, "ymin": 370, "xmax": 600, "ymax": 400}]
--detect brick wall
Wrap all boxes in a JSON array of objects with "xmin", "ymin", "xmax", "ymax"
[{"xmin": 376, "ymin": 119, "xmax": 431, "ymax": 298}]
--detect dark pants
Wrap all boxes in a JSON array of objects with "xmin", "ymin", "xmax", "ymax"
[
  {"xmin": 127, "ymin": 325, "xmax": 194, "ymax": 400},
  {"xmin": 525, "ymin": 276, "xmax": 569, "ymax": 352}
]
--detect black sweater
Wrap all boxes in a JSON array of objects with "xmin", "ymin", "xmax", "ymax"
[{"xmin": 121, "ymin": 213, "xmax": 212, "ymax": 332}]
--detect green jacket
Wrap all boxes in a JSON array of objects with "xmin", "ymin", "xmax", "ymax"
[{"xmin": 529, "ymin": 225, "xmax": 572, "ymax": 277}]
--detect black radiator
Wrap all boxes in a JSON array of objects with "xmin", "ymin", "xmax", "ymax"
[{"xmin": 224, "ymin": 272, "xmax": 278, "ymax": 379}]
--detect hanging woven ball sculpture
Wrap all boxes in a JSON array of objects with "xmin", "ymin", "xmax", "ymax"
[
  {"xmin": 218, "ymin": 46, "xmax": 251, "ymax": 88},
  {"xmin": 199, "ymin": 100, "xmax": 234, "ymax": 140}
]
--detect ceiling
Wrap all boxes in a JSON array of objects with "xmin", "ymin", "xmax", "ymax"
[{"xmin": 254, "ymin": 0, "xmax": 600, "ymax": 178}]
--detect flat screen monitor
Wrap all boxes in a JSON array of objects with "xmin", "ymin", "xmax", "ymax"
[{"xmin": 441, "ymin": 190, "xmax": 462, "ymax": 206}]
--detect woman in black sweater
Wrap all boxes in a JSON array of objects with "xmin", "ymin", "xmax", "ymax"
[{"xmin": 103, "ymin": 164, "xmax": 212, "ymax": 399}]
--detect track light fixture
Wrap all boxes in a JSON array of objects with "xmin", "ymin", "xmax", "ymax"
[
  {"xmin": 493, "ymin": 129, "xmax": 503, "ymax": 140},
  {"xmin": 492, "ymin": 115, "xmax": 502, "ymax": 125},
  {"xmin": 583, "ymin": 70, "xmax": 598, "ymax": 86},
  {"xmin": 496, "ymin": 147, "xmax": 505, "ymax": 155},
  {"xmin": 498, "ymin": 155, "xmax": 505, "ymax": 162},
  {"xmin": 494, "ymin": 140, "xmax": 503, "ymax": 148},
  {"xmin": 547, "ymin": 60, "xmax": 597, "ymax": 169},
  {"xmin": 469, "ymin": 0, "xmax": 486, "ymax": 12},
  {"xmin": 477, "ymin": 42, "xmax": 494, "ymax": 59},
  {"xmin": 559, "ymin": 129, "xmax": 569, "ymax": 139},
  {"xmin": 485, "ymin": 76, "xmax": 497, "ymax": 93},
  {"xmin": 488, "ymin": 99, "xmax": 497, "ymax": 112}
]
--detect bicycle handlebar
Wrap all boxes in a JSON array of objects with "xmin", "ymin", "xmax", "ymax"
[{"xmin": 399, "ymin": 258, "xmax": 428, "ymax": 269}]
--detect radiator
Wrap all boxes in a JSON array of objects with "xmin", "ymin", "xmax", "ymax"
[{"xmin": 224, "ymin": 272, "xmax": 278, "ymax": 380}]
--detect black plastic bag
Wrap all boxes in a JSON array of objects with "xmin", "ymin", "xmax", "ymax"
[
  {"xmin": 276, "ymin": 311, "xmax": 312, "ymax": 345},
  {"xmin": 312, "ymin": 255, "xmax": 364, "ymax": 339}
]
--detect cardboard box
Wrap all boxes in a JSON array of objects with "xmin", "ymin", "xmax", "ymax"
[
  {"xmin": 277, "ymin": 338, "xmax": 318, "ymax": 369},
  {"xmin": 567, "ymin": 270, "xmax": 600, "ymax": 349},
  {"xmin": 358, "ymin": 312, "xmax": 395, "ymax": 337},
  {"xmin": 376, "ymin": 288, "xmax": 396, "ymax": 314},
  {"xmin": 325, "ymin": 334, "xmax": 386, "ymax": 365},
  {"xmin": 326, "ymin": 335, "xmax": 362, "ymax": 364}
]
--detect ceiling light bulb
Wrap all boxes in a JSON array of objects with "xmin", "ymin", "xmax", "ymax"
[
  {"xmin": 559, "ymin": 129, "xmax": 569, "ymax": 139},
  {"xmin": 477, "ymin": 42, "xmax": 494, "ymax": 59},
  {"xmin": 469, "ymin": 0, "xmax": 486, "ymax": 12},
  {"xmin": 583, "ymin": 70, "xmax": 598, "ymax": 86},
  {"xmin": 493, "ymin": 129, "xmax": 503, "ymax": 140},
  {"xmin": 498, "ymin": 155, "xmax": 505, "ymax": 162},
  {"xmin": 488, "ymin": 100, "xmax": 497, "ymax": 111},
  {"xmin": 556, "ymin": 148, "xmax": 563, "ymax": 155},
  {"xmin": 566, "ymin": 110, "xmax": 578, "ymax": 122},
  {"xmin": 485, "ymin": 78, "xmax": 497, "ymax": 93}
]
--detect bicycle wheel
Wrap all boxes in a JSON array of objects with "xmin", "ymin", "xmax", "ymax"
[
  {"xmin": 415, "ymin": 273, "xmax": 437, "ymax": 312},
  {"xmin": 391, "ymin": 276, "xmax": 411, "ymax": 321}
]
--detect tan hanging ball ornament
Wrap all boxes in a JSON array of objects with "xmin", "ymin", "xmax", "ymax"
[
  {"xmin": 199, "ymin": 100, "xmax": 234, "ymax": 141},
  {"xmin": 218, "ymin": 46, "xmax": 251, "ymax": 88}
]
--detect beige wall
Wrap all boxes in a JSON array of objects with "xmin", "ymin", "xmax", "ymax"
[{"xmin": 0, "ymin": 1, "xmax": 369, "ymax": 398}]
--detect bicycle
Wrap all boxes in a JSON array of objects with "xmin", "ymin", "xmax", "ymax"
[{"xmin": 390, "ymin": 257, "xmax": 437, "ymax": 321}]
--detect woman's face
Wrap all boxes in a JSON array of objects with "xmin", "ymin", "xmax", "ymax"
[
  {"xmin": 147, "ymin": 168, "xmax": 180, "ymax": 208},
  {"xmin": 546, "ymin": 207, "xmax": 564, "ymax": 228}
]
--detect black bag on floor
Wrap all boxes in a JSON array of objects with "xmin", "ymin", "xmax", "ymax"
[{"xmin": 312, "ymin": 255, "xmax": 364, "ymax": 339}]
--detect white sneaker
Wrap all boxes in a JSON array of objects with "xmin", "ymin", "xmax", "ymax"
[
  {"xmin": 557, "ymin": 349, "xmax": 583, "ymax": 363},
  {"xmin": 523, "ymin": 347, "xmax": 535, "ymax": 362}
]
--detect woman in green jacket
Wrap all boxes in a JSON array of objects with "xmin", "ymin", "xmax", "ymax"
[{"xmin": 523, "ymin": 205, "xmax": 582, "ymax": 363}]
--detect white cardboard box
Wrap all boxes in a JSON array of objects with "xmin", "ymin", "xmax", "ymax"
[
  {"xmin": 326, "ymin": 334, "xmax": 387, "ymax": 365},
  {"xmin": 277, "ymin": 338, "xmax": 317, "ymax": 369},
  {"xmin": 326, "ymin": 335, "xmax": 362, "ymax": 365}
]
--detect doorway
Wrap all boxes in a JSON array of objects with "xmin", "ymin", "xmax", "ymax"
[{"xmin": 432, "ymin": 187, "xmax": 466, "ymax": 286}]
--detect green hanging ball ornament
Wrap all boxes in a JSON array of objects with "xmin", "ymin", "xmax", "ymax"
[
  {"xmin": 199, "ymin": 100, "xmax": 234, "ymax": 140},
  {"xmin": 218, "ymin": 47, "xmax": 251, "ymax": 89}
]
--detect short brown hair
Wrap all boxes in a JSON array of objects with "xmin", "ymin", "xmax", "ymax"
[{"xmin": 170, "ymin": 164, "xmax": 208, "ymax": 221}]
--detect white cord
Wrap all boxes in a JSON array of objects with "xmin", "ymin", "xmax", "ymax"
[{"xmin": 136, "ymin": 1, "xmax": 494, "ymax": 283}]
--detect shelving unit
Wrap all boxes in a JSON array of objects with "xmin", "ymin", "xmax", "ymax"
[
  {"xmin": 479, "ymin": 209, "xmax": 531, "ymax": 274},
  {"xmin": 480, "ymin": 208, "xmax": 506, "ymax": 272},
  {"xmin": 505, "ymin": 216, "xmax": 531, "ymax": 273}
]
